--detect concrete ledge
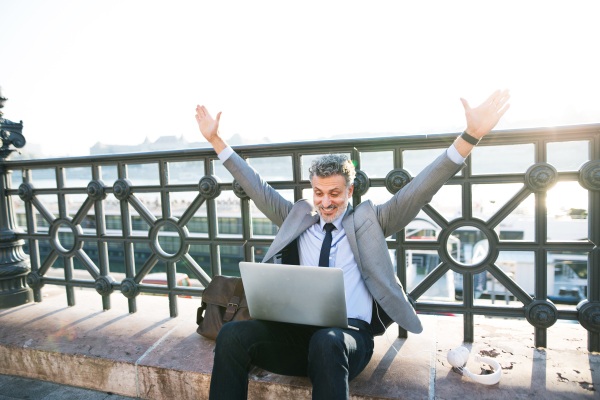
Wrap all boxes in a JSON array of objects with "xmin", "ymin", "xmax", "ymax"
[{"xmin": 0, "ymin": 287, "xmax": 598, "ymax": 399}]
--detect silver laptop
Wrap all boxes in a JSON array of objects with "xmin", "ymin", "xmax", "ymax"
[{"xmin": 239, "ymin": 262, "xmax": 351, "ymax": 329}]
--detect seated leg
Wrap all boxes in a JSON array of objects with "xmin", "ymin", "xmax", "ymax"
[
  {"xmin": 307, "ymin": 327, "xmax": 374, "ymax": 400},
  {"xmin": 209, "ymin": 320, "xmax": 319, "ymax": 400}
]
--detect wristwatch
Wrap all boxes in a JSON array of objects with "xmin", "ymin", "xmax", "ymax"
[{"xmin": 460, "ymin": 131, "xmax": 480, "ymax": 146}]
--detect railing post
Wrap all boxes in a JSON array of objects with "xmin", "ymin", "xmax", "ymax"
[
  {"xmin": 578, "ymin": 155, "xmax": 600, "ymax": 352},
  {"xmin": 0, "ymin": 86, "xmax": 32, "ymax": 308}
]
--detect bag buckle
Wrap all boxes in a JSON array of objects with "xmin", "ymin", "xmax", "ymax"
[{"xmin": 227, "ymin": 302, "xmax": 239, "ymax": 312}]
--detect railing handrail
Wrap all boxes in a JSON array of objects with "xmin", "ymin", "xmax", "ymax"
[
  {"xmin": 3, "ymin": 123, "xmax": 599, "ymax": 168},
  {"xmin": 1, "ymin": 121, "xmax": 599, "ymax": 352}
]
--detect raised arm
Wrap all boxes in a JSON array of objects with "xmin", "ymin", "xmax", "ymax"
[
  {"xmin": 376, "ymin": 89, "xmax": 511, "ymax": 236},
  {"xmin": 376, "ymin": 150, "xmax": 463, "ymax": 237},
  {"xmin": 454, "ymin": 89, "xmax": 510, "ymax": 157},
  {"xmin": 195, "ymin": 105, "xmax": 228, "ymax": 154},
  {"xmin": 195, "ymin": 105, "xmax": 292, "ymax": 226}
]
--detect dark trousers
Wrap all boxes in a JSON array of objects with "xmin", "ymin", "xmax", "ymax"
[{"xmin": 209, "ymin": 319, "xmax": 375, "ymax": 400}]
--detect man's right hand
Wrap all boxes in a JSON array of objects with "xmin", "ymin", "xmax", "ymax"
[{"xmin": 195, "ymin": 105, "xmax": 228, "ymax": 154}]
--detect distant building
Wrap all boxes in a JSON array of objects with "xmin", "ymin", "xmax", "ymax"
[
  {"xmin": 90, "ymin": 133, "xmax": 272, "ymax": 155},
  {"xmin": 90, "ymin": 135, "xmax": 210, "ymax": 155}
]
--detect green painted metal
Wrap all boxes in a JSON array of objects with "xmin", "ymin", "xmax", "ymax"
[
  {"xmin": 0, "ymin": 121, "xmax": 598, "ymax": 352},
  {"xmin": 0, "ymin": 88, "xmax": 33, "ymax": 309}
]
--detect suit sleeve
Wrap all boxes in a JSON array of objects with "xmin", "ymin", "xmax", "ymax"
[
  {"xmin": 222, "ymin": 151, "xmax": 293, "ymax": 227},
  {"xmin": 375, "ymin": 151, "xmax": 465, "ymax": 237}
]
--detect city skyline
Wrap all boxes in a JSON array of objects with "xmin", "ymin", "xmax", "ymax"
[{"xmin": 1, "ymin": 1, "xmax": 599, "ymax": 158}]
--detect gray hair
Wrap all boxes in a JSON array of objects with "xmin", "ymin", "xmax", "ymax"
[{"xmin": 308, "ymin": 154, "xmax": 356, "ymax": 187}]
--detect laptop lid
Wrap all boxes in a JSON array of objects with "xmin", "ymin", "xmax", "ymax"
[{"xmin": 239, "ymin": 262, "xmax": 348, "ymax": 329}]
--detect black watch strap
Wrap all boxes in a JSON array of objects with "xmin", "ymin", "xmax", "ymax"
[{"xmin": 460, "ymin": 131, "xmax": 480, "ymax": 146}]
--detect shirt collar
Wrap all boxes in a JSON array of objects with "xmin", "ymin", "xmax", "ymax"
[{"xmin": 319, "ymin": 206, "xmax": 348, "ymax": 232}]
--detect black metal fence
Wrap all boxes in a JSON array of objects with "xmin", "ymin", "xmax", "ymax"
[{"xmin": 1, "ymin": 124, "xmax": 599, "ymax": 351}]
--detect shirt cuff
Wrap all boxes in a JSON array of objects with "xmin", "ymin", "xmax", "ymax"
[
  {"xmin": 446, "ymin": 144, "xmax": 466, "ymax": 165},
  {"xmin": 217, "ymin": 146, "xmax": 234, "ymax": 162}
]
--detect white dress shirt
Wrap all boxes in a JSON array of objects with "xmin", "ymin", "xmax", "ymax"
[
  {"xmin": 297, "ymin": 209, "xmax": 373, "ymax": 322},
  {"xmin": 218, "ymin": 144, "xmax": 466, "ymax": 323}
]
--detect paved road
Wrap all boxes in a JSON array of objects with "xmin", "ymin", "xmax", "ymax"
[{"xmin": 0, "ymin": 374, "xmax": 137, "ymax": 400}]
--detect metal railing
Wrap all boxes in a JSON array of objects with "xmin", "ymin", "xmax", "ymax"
[{"xmin": 0, "ymin": 124, "xmax": 598, "ymax": 351}]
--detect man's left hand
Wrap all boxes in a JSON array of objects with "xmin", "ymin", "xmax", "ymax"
[{"xmin": 460, "ymin": 89, "xmax": 511, "ymax": 139}]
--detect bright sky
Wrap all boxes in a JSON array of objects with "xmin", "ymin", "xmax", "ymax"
[{"xmin": 1, "ymin": 0, "xmax": 599, "ymax": 157}]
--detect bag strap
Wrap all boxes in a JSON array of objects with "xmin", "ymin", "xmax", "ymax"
[{"xmin": 223, "ymin": 278, "xmax": 245, "ymax": 322}]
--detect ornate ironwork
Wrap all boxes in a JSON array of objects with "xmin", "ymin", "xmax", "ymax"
[
  {"xmin": 121, "ymin": 278, "xmax": 139, "ymax": 299},
  {"xmin": 232, "ymin": 180, "xmax": 249, "ymax": 199},
  {"xmin": 0, "ymin": 87, "xmax": 26, "ymax": 159},
  {"xmin": 17, "ymin": 182, "xmax": 34, "ymax": 202},
  {"xmin": 87, "ymin": 180, "xmax": 107, "ymax": 201},
  {"xmin": 579, "ymin": 160, "xmax": 600, "ymax": 192},
  {"xmin": 113, "ymin": 179, "xmax": 132, "ymax": 201},
  {"xmin": 49, "ymin": 218, "xmax": 83, "ymax": 256},
  {"xmin": 526, "ymin": 300, "xmax": 558, "ymax": 329},
  {"xmin": 149, "ymin": 218, "xmax": 190, "ymax": 262},
  {"xmin": 0, "ymin": 87, "xmax": 32, "ymax": 308},
  {"xmin": 438, "ymin": 219, "xmax": 499, "ymax": 273},
  {"xmin": 577, "ymin": 300, "xmax": 600, "ymax": 334},
  {"xmin": 95, "ymin": 276, "xmax": 115, "ymax": 296},
  {"xmin": 199, "ymin": 175, "xmax": 221, "ymax": 199},
  {"xmin": 0, "ymin": 122, "xmax": 598, "ymax": 352},
  {"xmin": 524, "ymin": 163, "xmax": 558, "ymax": 192},
  {"xmin": 353, "ymin": 170, "xmax": 370, "ymax": 197},
  {"xmin": 385, "ymin": 168, "xmax": 412, "ymax": 194},
  {"xmin": 26, "ymin": 271, "xmax": 44, "ymax": 290}
]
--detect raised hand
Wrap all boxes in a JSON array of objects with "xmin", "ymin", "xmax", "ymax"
[
  {"xmin": 460, "ymin": 89, "xmax": 510, "ymax": 139},
  {"xmin": 195, "ymin": 105, "xmax": 222, "ymax": 143},
  {"xmin": 195, "ymin": 105, "xmax": 227, "ymax": 154}
]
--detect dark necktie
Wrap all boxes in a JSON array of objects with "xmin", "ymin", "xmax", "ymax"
[{"xmin": 318, "ymin": 223, "xmax": 336, "ymax": 267}]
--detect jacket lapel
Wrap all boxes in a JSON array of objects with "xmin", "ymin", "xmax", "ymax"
[
  {"xmin": 262, "ymin": 209, "xmax": 319, "ymax": 263},
  {"xmin": 341, "ymin": 204, "xmax": 362, "ymax": 270},
  {"xmin": 262, "ymin": 202, "xmax": 358, "ymax": 265}
]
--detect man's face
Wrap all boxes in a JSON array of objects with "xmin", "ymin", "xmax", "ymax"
[{"xmin": 311, "ymin": 174, "xmax": 354, "ymax": 223}]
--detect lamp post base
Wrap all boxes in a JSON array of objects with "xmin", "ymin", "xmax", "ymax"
[{"xmin": 0, "ymin": 272, "xmax": 33, "ymax": 308}]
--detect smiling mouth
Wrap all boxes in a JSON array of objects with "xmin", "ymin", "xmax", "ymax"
[{"xmin": 319, "ymin": 206, "xmax": 337, "ymax": 213}]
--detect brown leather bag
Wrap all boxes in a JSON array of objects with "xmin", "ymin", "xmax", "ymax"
[{"xmin": 196, "ymin": 275, "xmax": 252, "ymax": 340}]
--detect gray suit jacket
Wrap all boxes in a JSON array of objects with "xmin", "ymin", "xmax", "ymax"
[{"xmin": 223, "ymin": 151, "xmax": 464, "ymax": 334}]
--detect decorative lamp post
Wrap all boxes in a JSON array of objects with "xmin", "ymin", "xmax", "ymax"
[{"xmin": 0, "ymin": 86, "xmax": 32, "ymax": 308}]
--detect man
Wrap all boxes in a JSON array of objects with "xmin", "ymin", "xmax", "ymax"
[{"xmin": 195, "ymin": 89, "xmax": 510, "ymax": 399}]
